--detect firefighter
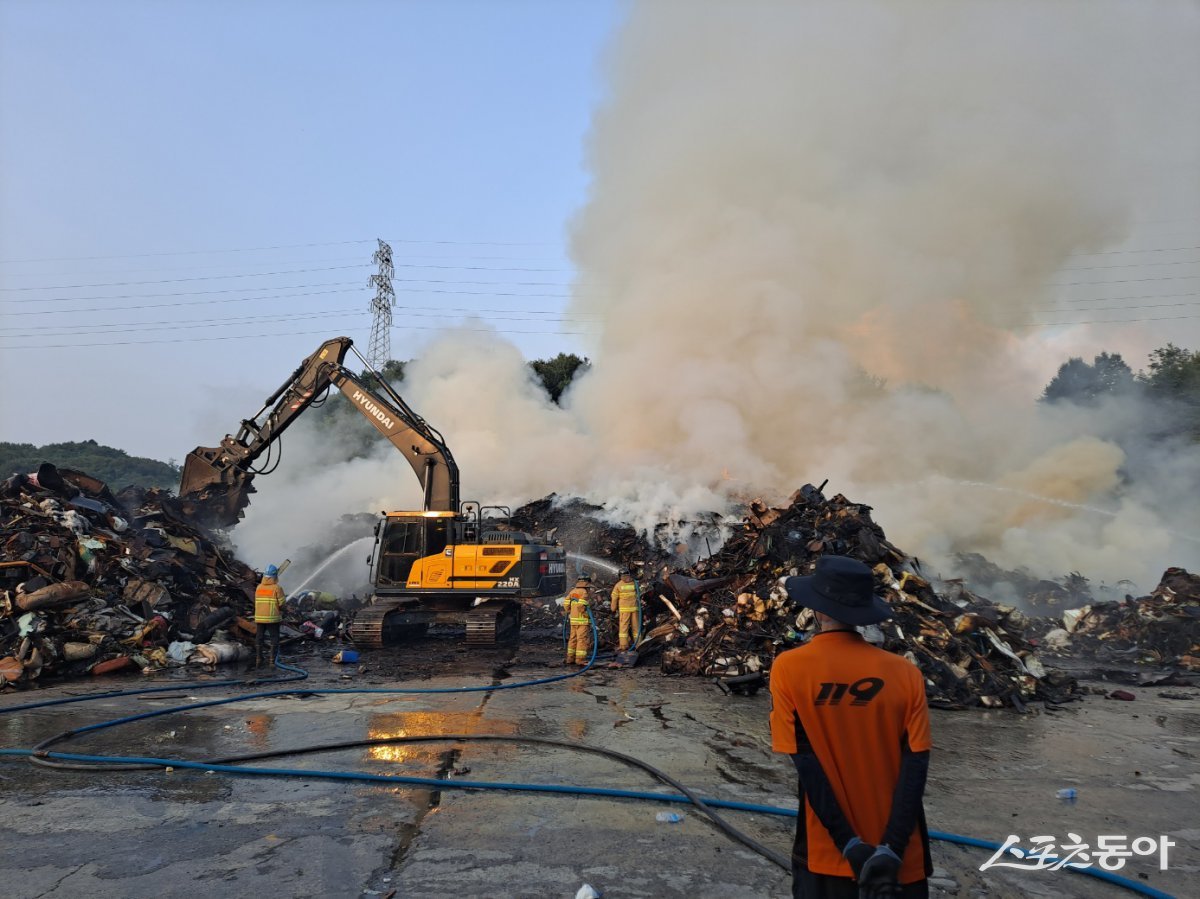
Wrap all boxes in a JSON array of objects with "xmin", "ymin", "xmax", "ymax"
[
  {"xmin": 611, "ymin": 568, "xmax": 641, "ymax": 651},
  {"xmin": 769, "ymin": 555, "xmax": 932, "ymax": 898},
  {"xmin": 253, "ymin": 564, "xmax": 286, "ymax": 669},
  {"xmin": 564, "ymin": 575, "xmax": 593, "ymax": 666}
]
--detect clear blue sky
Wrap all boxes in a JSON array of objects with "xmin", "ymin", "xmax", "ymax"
[{"xmin": 0, "ymin": 0, "xmax": 618, "ymax": 460}]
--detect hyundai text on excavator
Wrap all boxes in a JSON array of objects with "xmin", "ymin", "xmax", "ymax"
[{"xmin": 178, "ymin": 336, "xmax": 567, "ymax": 647}]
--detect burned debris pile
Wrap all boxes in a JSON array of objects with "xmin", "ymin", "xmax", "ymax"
[
  {"xmin": 570, "ymin": 485, "xmax": 1074, "ymax": 709},
  {"xmin": 1055, "ymin": 568, "xmax": 1200, "ymax": 671},
  {"xmin": 509, "ymin": 495, "xmax": 667, "ymax": 570},
  {"xmin": 1, "ymin": 463, "xmax": 261, "ymax": 687}
]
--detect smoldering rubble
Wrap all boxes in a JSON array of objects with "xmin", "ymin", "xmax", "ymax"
[
  {"xmin": 0, "ymin": 463, "xmax": 280, "ymax": 686},
  {"xmin": 3, "ymin": 460, "xmax": 1193, "ymax": 708},
  {"xmin": 514, "ymin": 484, "xmax": 1179, "ymax": 710}
]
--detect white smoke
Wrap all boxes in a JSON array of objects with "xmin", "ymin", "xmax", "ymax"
[{"xmin": 235, "ymin": 1, "xmax": 1200, "ymax": 591}]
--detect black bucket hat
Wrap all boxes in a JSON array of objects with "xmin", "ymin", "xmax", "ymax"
[{"xmin": 784, "ymin": 555, "xmax": 893, "ymax": 626}]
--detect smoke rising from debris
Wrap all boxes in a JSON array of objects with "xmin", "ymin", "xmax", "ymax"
[{"xmin": 238, "ymin": 1, "xmax": 1200, "ymax": 590}]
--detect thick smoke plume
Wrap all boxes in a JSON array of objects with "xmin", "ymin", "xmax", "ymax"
[{"xmin": 238, "ymin": 1, "xmax": 1200, "ymax": 592}]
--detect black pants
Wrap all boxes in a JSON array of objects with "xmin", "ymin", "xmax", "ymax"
[
  {"xmin": 793, "ymin": 867, "xmax": 928, "ymax": 899},
  {"xmin": 255, "ymin": 622, "xmax": 280, "ymax": 667}
]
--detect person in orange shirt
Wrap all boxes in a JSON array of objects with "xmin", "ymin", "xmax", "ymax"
[{"xmin": 769, "ymin": 555, "xmax": 932, "ymax": 899}]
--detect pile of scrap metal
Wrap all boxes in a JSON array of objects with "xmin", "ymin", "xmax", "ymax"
[
  {"xmin": 1052, "ymin": 567, "xmax": 1200, "ymax": 671},
  {"xmin": 630, "ymin": 484, "xmax": 1076, "ymax": 709},
  {"xmin": 0, "ymin": 463, "xmax": 262, "ymax": 688}
]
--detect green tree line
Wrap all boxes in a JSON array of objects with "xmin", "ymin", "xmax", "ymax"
[
  {"xmin": 0, "ymin": 439, "xmax": 181, "ymax": 490},
  {"xmin": 1041, "ymin": 343, "xmax": 1200, "ymax": 441}
]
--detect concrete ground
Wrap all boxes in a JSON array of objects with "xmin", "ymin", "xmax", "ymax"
[{"xmin": 0, "ymin": 635, "xmax": 1195, "ymax": 899}]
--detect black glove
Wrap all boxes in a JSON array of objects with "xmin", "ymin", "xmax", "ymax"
[
  {"xmin": 859, "ymin": 844, "xmax": 902, "ymax": 898},
  {"xmin": 842, "ymin": 837, "xmax": 877, "ymax": 880}
]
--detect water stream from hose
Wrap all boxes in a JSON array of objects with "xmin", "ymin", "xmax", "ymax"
[
  {"xmin": 286, "ymin": 536, "xmax": 374, "ymax": 599},
  {"xmin": 567, "ymin": 552, "xmax": 621, "ymax": 576},
  {"xmin": 933, "ymin": 478, "xmax": 1200, "ymax": 545}
]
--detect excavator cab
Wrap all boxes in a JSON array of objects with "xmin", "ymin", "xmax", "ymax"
[
  {"xmin": 352, "ymin": 506, "xmax": 567, "ymax": 646},
  {"xmin": 375, "ymin": 513, "xmax": 453, "ymax": 587}
]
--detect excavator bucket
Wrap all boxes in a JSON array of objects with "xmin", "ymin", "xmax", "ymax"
[{"xmin": 178, "ymin": 447, "xmax": 256, "ymax": 529}]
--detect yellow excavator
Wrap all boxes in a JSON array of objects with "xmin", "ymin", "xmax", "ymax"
[{"xmin": 178, "ymin": 336, "xmax": 567, "ymax": 647}]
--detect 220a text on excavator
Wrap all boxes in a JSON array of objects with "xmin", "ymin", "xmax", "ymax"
[{"xmin": 177, "ymin": 336, "xmax": 567, "ymax": 647}]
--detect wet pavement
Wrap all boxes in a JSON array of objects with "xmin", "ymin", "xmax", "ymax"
[{"xmin": 0, "ymin": 635, "xmax": 1196, "ymax": 898}]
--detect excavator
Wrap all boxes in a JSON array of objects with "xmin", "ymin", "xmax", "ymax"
[{"xmin": 178, "ymin": 336, "xmax": 567, "ymax": 647}]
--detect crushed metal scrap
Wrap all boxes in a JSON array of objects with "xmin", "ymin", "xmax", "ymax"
[
  {"xmin": 0, "ymin": 463, "xmax": 272, "ymax": 687},
  {"xmin": 516, "ymin": 485, "xmax": 1078, "ymax": 710}
]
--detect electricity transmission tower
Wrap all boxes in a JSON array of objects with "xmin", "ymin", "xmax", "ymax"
[{"xmin": 366, "ymin": 239, "xmax": 395, "ymax": 371}]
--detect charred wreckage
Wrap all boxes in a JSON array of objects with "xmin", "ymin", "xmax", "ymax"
[{"xmin": 2, "ymin": 454, "xmax": 1196, "ymax": 710}]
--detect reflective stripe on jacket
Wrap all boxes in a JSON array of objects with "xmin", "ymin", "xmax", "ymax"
[
  {"xmin": 611, "ymin": 580, "xmax": 639, "ymax": 612},
  {"xmin": 254, "ymin": 579, "xmax": 285, "ymax": 623},
  {"xmin": 566, "ymin": 587, "xmax": 590, "ymax": 625}
]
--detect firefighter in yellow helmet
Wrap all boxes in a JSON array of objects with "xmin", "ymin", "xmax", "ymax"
[
  {"xmin": 253, "ymin": 563, "xmax": 286, "ymax": 668},
  {"xmin": 564, "ymin": 575, "xmax": 593, "ymax": 666},
  {"xmin": 611, "ymin": 568, "xmax": 641, "ymax": 651}
]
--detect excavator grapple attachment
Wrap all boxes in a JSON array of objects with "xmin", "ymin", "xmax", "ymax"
[{"xmin": 178, "ymin": 447, "xmax": 255, "ymax": 529}]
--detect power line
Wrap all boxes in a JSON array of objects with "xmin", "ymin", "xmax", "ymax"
[
  {"xmin": 0, "ymin": 273, "xmax": 588, "ymax": 305},
  {"xmin": 1065, "ymin": 243, "xmax": 1200, "ymax": 258},
  {"xmin": 0, "ymin": 323, "xmax": 589, "ymax": 351},
  {"xmin": 1032, "ymin": 294, "xmax": 1200, "ymax": 312},
  {"xmin": 0, "ymin": 252, "xmax": 568, "ymax": 279},
  {"xmin": 0, "ymin": 280, "xmax": 361, "ymax": 305},
  {"xmin": 2, "ymin": 287, "xmax": 363, "ymax": 317},
  {"xmin": 0, "ymin": 261, "xmax": 578, "ymax": 293},
  {"xmin": 1048, "ymin": 274, "xmax": 1200, "ymax": 287},
  {"xmin": 0, "ymin": 236, "xmax": 554, "ymax": 265},
  {"xmin": 0, "ymin": 264, "xmax": 370, "ymax": 292},
  {"xmin": 1057, "ymin": 258, "xmax": 1200, "ymax": 272},
  {"xmin": 1025, "ymin": 311, "xmax": 1200, "ymax": 327},
  {"xmin": 0, "ymin": 309, "xmax": 602, "ymax": 339},
  {"xmin": 4, "ymin": 286, "xmax": 580, "ymax": 317},
  {"xmin": 2, "ymin": 300, "xmax": 599, "ymax": 327},
  {"xmin": 1033, "ymin": 296, "xmax": 1200, "ymax": 317}
]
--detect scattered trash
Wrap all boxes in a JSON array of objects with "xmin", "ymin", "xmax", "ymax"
[
  {"xmin": 656, "ymin": 812, "xmax": 684, "ymax": 823},
  {"xmin": 1107, "ymin": 689, "xmax": 1137, "ymax": 701},
  {"xmin": 1055, "ymin": 788, "xmax": 1078, "ymax": 804},
  {"xmin": 574, "ymin": 885, "xmax": 602, "ymax": 899},
  {"xmin": 333, "ymin": 649, "xmax": 360, "ymax": 664}
]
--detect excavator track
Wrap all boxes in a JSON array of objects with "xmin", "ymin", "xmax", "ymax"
[
  {"xmin": 465, "ymin": 601, "xmax": 522, "ymax": 645},
  {"xmin": 348, "ymin": 599, "xmax": 405, "ymax": 648}
]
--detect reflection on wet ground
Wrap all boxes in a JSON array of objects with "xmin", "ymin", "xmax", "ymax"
[{"xmin": 366, "ymin": 710, "xmax": 519, "ymax": 763}]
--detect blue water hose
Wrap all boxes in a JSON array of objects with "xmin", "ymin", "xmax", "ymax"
[
  {"xmin": 0, "ymin": 743, "xmax": 1174, "ymax": 899},
  {"xmin": 0, "ymin": 637, "xmax": 1173, "ymax": 899}
]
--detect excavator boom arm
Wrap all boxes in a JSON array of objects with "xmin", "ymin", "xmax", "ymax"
[
  {"xmin": 178, "ymin": 337, "xmax": 459, "ymax": 527},
  {"xmin": 326, "ymin": 368, "xmax": 459, "ymax": 512}
]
